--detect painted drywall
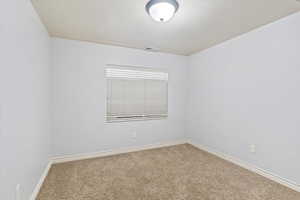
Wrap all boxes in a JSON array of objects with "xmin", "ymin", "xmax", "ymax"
[
  {"xmin": 187, "ymin": 12, "xmax": 300, "ymax": 184},
  {"xmin": 0, "ymin": 0, "xmax": 51, "ymax": 199},
  {"xmin": 51, "ymin": 38, "xmax": 188, "ymax": 157}
]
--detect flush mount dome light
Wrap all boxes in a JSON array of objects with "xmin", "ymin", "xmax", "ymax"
[{"xmin": 146, "ymin": 0, "xmax": 179, "ymax": 22}]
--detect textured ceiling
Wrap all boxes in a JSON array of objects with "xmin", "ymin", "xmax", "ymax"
[{"xmin": 32, "ymin": 0, "xmax": 300, "ymax": 55}]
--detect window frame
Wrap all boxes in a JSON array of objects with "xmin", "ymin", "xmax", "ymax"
[{"xmin": 105, "ymin": 66, "xmax": 169, "ymax": 123}]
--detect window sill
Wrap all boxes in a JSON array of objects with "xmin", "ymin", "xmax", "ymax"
[{"xmin": 106, "ymin": 115, "xmax": 168, "ymax": 123}]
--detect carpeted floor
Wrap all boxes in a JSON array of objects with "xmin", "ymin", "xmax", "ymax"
[{"xmin": 37, "ymin": 144, "xmax": 300, "ymax": 200}]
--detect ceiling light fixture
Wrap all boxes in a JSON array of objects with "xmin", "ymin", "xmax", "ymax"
[{"xmin": 145, "ymin": 0, "xmax": 179, "ymax": 22}]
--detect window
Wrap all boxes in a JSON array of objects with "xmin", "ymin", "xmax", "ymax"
[{"xmin": 106, "ymin": 68, "xmax": 168, "ymax": 122}]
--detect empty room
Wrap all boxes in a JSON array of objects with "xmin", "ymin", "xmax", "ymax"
[{"xmin": 1, "ymin": 0, "xmax": 300, "ymax": 199}]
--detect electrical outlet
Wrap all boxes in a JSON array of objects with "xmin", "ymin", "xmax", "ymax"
[
  {"xmin": 131, "ymin": 132, "xmax": 137, "ymax": 138},
  {"xmin": 130, "ymin": 132, "xmax": 137, "ymax": 142},
  {"xmin": 250, "ymin": 144, "xmax": 256, "ymax": 153},
  {"xmin": 16, "ymin": 184, "xmax": 21, "ymax": 200}
]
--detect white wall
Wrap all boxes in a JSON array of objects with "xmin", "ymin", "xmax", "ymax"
[
  {"xmin": 0, "ymin": 0, "xmax": 51, "ymax": 199},
  {"xmin": 188, "ymin": 12, "xmax": 300, "ymax": 184},
  {"xmin": 51, "ymin": 38, "xmax": 188, "ymax": 157}
]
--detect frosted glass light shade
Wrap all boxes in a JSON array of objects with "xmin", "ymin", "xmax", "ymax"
[{"xmin": 146, "ymin": 0, "xmax": 179, "ymax": 22}]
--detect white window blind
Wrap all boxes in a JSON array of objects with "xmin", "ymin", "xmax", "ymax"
[{"xmin": 106, "ymin": 68, "xmax": 168, "ymax": 122}]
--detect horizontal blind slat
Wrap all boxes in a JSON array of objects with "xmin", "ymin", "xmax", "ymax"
[{"xmin": 106, "ymin": 68, "xmax": 168, "ymax": 80}]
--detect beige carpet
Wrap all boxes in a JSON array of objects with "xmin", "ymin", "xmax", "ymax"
[{"xmin": 37, "ymin": 144, "xmax": 300, "ymax": 200}]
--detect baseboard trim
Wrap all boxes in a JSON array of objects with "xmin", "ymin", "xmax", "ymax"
[
  {"xmin": 188, "ymin": 140, "xmax": 300, "ymax": 193},
  {"xmin": 52, "ymin": 140, "xmax": 187, "ymax": 164},
  {"xmin": 29, "ymin": 161, "xmax": 52, "ymax": 200}
]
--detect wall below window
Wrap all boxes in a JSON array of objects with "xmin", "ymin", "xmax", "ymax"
[
  {"xmin": 51, "ymin": 38, "xmax": 188, "ymax": 157},
  {"xmin": 187, "ymin": 12, "xmax": 300, "ymax": 184},
  {"xmin": 0, "ymin": 0, "xmax": 51, "ymax": 199}
]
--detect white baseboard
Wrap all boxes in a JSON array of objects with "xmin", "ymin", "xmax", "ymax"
[
  {"xmin": 52, "ymin": 139, "xmax": 187, "ymax": 164},
  {"xmin": 29, "ymin": 161, "xmax": 53, "ymax": 200},
  {"xmin": 188, "ymin": 140, "xmax": 300, "ymax": 193}
]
